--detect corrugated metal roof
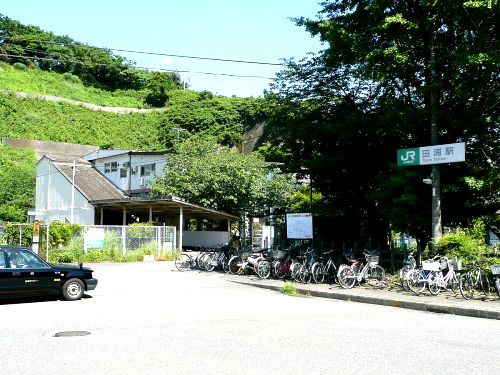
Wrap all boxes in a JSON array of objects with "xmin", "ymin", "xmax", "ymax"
[{"xmin": 47, "ymin": 155, "xmax": 128, "ymax": 201}]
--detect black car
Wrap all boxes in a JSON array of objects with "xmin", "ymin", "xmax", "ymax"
[{"xmin": 0, "ymin": 246, "xmax": 97, "ymax": 301}]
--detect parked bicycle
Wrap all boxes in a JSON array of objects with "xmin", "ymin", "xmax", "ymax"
[
  {"xmin": 310, "ymin": 249, "xmax": 339, "ymax": 284},
  {"xmin": 405, "ymin": 255, "xmax": 443, "ymax": 295},
  {"xmin": 492, "ymin": 264, "xmax": 500, "ymax": 299},
  {"xmin": 298, "ymin": 248, "xmax": 317, "ymax": 283},
  {"xmin": 399, "ymin": 251, "xmax": 416, "ymax": 292},
  {"xmin": 337, "ymin": 251, "xmax": 385, "ymax": 289},
  {"xmin": 426, "ymin": 257, "xmax": 460, "ymax": 295},
  {"xmin": 459, "ymin": 260, "xmax": 490, "ymax": 300},
  {"xmin": 175, "ymin": 250, "xmax": 205, "ymax": 272},
  {"xmin": 204, "ymin": 244, "xmax": 233, "ymax": 273}
]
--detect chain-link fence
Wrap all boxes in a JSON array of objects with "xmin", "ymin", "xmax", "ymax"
[
  {"xmin": 79, "ymin": 225, "xmax": 176, "ymax": 255},
  {"xmin": 0, "ymin": 223, "xmax": 176, "ymax": 261}
]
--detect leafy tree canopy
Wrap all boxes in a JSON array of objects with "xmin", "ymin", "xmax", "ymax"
[
  {"xmin": 265, "ymin": 0, "xmax": 499, "ymax": 247},
  {"xmin": 151, "ymin": 137, "xmax": 294, "ymax": 215}
]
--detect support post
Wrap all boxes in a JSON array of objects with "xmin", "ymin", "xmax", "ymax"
[{"xmin": 178, "ymin": 207, "xmax": 183, "ymax": 251}]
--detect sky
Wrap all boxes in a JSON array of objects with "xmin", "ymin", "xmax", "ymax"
[{"xmin": 1, "ymin": 0, "xmax": 325, "ymax": 97}]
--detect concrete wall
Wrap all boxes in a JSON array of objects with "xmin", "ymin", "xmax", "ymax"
[{"xmin": 182, "ymin": 231, "xmax": 230, "ymax": 248}]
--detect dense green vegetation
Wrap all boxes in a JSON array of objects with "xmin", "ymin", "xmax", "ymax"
[
  {"xmin": 264, "ymin": 0, "xmax": 499, "ymax": 250},
  {"xmin": 0, "ymin": 62, "xmax": 147, "ymax": 107},
  {"xmin": 152, "ymin": 137, "xmax": 294, "ymax": 215},
  {"xmin": 0, "ymin": 4, "xmax": 498, "ymax": 256}
]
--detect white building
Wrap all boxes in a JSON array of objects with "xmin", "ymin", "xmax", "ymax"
[
  {"xmin": 83, "ymin": 149, "xmax": 167, "ymax": 195},
  {"xmin": 34, "ymin": 151, "xmax": 237, "ymax": 249}
]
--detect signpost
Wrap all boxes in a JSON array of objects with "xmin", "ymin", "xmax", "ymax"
[
  {"xmin": 397, "ymin": 142, "xmax": 466, "ymax": 248},
  {"xmin": 397, "ymin": 142, "xmax": 465, "ymax": 167}
]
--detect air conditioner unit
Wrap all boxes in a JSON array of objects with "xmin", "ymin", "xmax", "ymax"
[{"xmin": 139, "ymin": 177, "xmax": 144, "ymax": 186}]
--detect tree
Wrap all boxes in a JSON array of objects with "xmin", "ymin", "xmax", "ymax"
[
  {"xmin": 265, "ymin": 0, "xmax": 499, "ymax": 249},
  {"xmin": 0, "ymin": 145, "xmax": 35, "ymax": 222},
  {"xmin": 151, "ymin": 137, "xmax": 294, "ymax": 215}
]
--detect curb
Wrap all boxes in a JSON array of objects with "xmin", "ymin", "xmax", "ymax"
[{"xmin": 228, "ymin": 278, "xmax": 500, "ymax": 320}]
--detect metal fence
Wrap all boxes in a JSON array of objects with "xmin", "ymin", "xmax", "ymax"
[
  {"xmin": 79, "ymin": 225, "xmax": 177, "ymax": 255},
  {"xmin": 0, "ymin": 223, "xmax": 176, "ymax": 260}
]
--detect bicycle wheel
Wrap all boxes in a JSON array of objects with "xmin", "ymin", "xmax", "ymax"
[
  {"xmin": 367, "ymin": 265, "xmax": 385, "ymax": 285},
  {"xmin": 228, "ymin": 256, "xmax": 242, "ymax": 275},
  {"xmin": 400, "ymin": 266, "xmax": 412, "ymax": 292},
  {"xmin": 338, "ymin": 267, "xmax": 356, "ymax": 289},
  {"xmin": 460, "ymin": 273, "xmax": 474, "ymax": 300},
  {"xmin": 290, "ymin": 262, "xmax": 302, "ymax": 282},
  {"xmin": 175, "ymin": 253, "xmax": 192, "ymax": 272},
  {"xmin": 203, "ymin": 253, "xmax": 217, "ymax": 272},
  {"xmin": 221, "ymin": 254, "xmax": 230, "ymax": 273},
  {"xmin": 257, "ymin": 260, "xmax": 271, "ymax": 279},
  {"xmin": 449, "ymin": 272, "xmax": 460, "ymax": 294},
  {"xmin": 274, "ymin": 260, "xmax": 288, "ymax": 279},
  {"xmin": 477, "ymin": 269, "xmax": 490, "ymax": 296},
  {"xmin": 311, "ymin": 262, "xmax": 325, "ymax": 284},
  {"xmin": 198, "ymin": 252, "xmax": 210, "ymax": 270},
  {"xmin": 300, "ymin": 265, "xmax": 312, "ymax": 284},
  {"xmin": 407, "ymin": 270, "xmax": 426, "ymax": 295},
  {"xmin": 427, "ymin": 271, "xmax": 441, "ymax": 295}
]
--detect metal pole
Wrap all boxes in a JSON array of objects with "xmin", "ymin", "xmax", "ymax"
[
  {"xmin": 45, "ymin": 222, "xmax": 50, "ymax": 261},
  {"xmin": 70, "ymin": 160, "xmax": 76, "ymax": 223},
  {"xmin": 430, "ymin": 35, "xmax": 442, "ymax": 248}
]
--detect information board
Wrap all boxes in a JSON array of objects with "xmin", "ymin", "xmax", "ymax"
[{"xmin": 286, "ymin": 213, "xmax": 313, "ymax": 239}]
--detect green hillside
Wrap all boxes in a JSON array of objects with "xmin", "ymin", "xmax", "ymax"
[
  {"xmin": 0, "ymin": 64, "xmax": 267, "ymax": 222},
  {"xmin": 0, "ymin": 62, "xmax": 147, "ymax": 107},
  {"xmin": 0, "ymin": 93, "xmax": 165, "ymax": 150}
]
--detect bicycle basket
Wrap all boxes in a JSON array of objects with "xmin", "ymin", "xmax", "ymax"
[
  {"xmin": 366, "ymin": 255, "xmax": 379, "ymax": 265},
  {"xmin": 491, "ymin": 264, "xmax": 500, "ymax": 275},
  {"xmin": 422, "ymin": 261, "xmax": 440, "ymax": 271}
]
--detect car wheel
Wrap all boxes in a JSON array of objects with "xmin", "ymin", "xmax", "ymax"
[{"xmin": 62, "ymin": 278, "xmax": 85, "ymax": 301}]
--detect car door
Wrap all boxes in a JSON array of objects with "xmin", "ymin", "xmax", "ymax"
[
  {"xmin": 0, "ymin": 249, "xmax": 15, "ymax": 296},
  {"xmin": 6, "ymin": 249, "xmax": 58, "ymax": 296}
]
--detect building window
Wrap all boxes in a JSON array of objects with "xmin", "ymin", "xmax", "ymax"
[
  {"xmin": 140, "ymin": 163, "xmax": 156, "ymax": 176},
  {"xmin": 104, "ymin": 162, "xmax": 118, "ymax": 173},
  {"xmin": 120, "ymin": 168, "xmax": 127, "ymax": 178}
]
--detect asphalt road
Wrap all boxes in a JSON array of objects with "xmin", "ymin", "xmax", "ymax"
[{"xmin": 1, "ymin": 262, "xmax": 499, "ymax": 375}]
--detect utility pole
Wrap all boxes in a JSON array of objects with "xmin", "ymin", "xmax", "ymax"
[{"xmin": 429, "ymin": 32, "xmax": 442, "ymax": 249}]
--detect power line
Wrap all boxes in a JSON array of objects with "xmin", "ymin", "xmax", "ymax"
[
  {"xmin": 0, "ymin": 53, "xmax": 275, "ymax": 80},
  {"xmin": 0, "ymin": 36, "xmax": 285, "ymax": 66}
]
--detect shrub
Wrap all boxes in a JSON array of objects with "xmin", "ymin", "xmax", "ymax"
[
  {"xmin": 13, "ymin": 62, "xmax": 27, "ymax": 71},
  {"xmin": 62, "ymin": 72, "xmax": 82, "ymax": 84},
  {"xmin": 436, "ymin": 219, "xmax": 488, "ymax": 262}
]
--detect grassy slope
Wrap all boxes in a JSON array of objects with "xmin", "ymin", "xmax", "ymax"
[
  {"xmin": 0, "ymin": 94, "xmax": 166, "ymax": 150},
  {"xmin": 0, "ymin": 63, "xmax": 172, "ymax": 150},
  {"xmin": 0, "ymin": 63, "xmax": 147, "ymax": 108}
]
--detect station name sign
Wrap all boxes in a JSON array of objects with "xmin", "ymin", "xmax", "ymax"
[{"xmin": 397, "ymin": 142, "xmax": 465, "ymax": 167}]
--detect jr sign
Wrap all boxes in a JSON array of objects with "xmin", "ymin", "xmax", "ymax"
[{"xmin": 397, "ymin": 142, "xmax": 465, "ymax": 166}]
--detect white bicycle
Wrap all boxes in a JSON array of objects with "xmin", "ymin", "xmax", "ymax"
[{"xmin": 337, "ymin": 252, "xmax": 385, "ymax": 289}]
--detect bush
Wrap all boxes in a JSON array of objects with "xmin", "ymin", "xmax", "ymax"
[
  {"xmin": 436, "ymin": 219, "xmax": 488, "ymax": 262},
  {"xmin": 62, "ymin": 72, "xmax": 82, "ymax": 84},
  {"xmin": 13, "ymin": 62, "xmax": 27, "ymax": 71}
]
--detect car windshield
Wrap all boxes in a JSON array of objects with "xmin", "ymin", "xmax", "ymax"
[{"xmin": 6, "ymin": 249, "xmax": 48, "ymax": 269}]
